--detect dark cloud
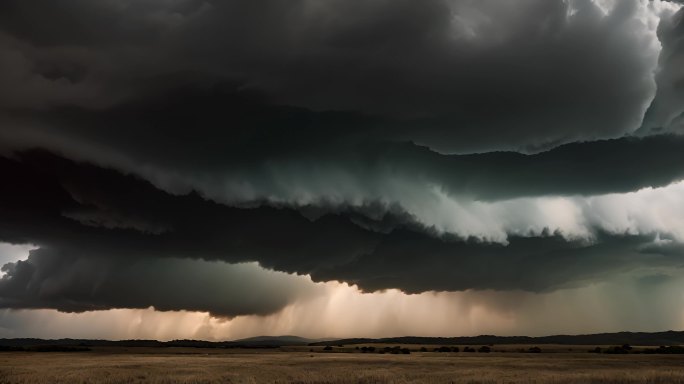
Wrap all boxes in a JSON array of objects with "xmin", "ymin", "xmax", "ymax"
[
  {"xmin": 0, "ymin": 249, "xmax": 317, "ymax": 317},
  {"xmin": 4, "ymin": 91, "xmax": 684, "ymax": 202},
  {"xmin": 643, "ymin": 6, "xmax": 684, "ymax": 134},
  {"xmin": 315, "ymin": 230, "xmax": 681, "ymax": 293},
  {"xmin": 0, "ymin": 0, "xmax": 674, "ymax": 152},
  {"xmin": 0, "ymin": 0, "xmax": 207, "ymax": 47},
  {"xmin": 1, "ymin": 150, "xmax": 682, "ymax": 315},
  {"xmin": 0, "ymin": 150, "xmax": 380, "ymax": 271}
]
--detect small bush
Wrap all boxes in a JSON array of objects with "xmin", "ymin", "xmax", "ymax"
[
  {"xmin": 644, "ymin": 345, "xmax": 684, "ymax": 354},
  {"xmin": 603, "ymin": 346, "xmax": 629, "ymax": 354}
]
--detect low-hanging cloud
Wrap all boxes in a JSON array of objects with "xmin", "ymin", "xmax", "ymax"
[
  {"xmin": 3, "ymin": 98, "xmax": 684, "ymax": 206},
  {"xmin": 1, "ymin": 149, "xmax": 683, "ymax": 312},
  {"xmin": 0, "ymin": 249, "xmax": 320, "ymax": 317},
  {"xmin": 3, "ymin": 273, "xmax": 684, "ymax": 340}
]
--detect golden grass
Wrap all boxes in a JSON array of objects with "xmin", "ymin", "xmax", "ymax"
[{"xmin": 1, "ymin": 349, "xmax": 684, "ymax": 383}]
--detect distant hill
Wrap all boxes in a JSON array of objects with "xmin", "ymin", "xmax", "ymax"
[
  {"xmin": 229, "ymin": 335, "xmax": 330, "ymax": 346},
  {"xmin": 0, "ymin": 335, "xmax": 325, "ymax": 349},
  {"xmin": 2, "ymin": 331, "xmax": 684, "ymax": 349},
  {"xmin": 308, "ymin": 331, "xmax": 684, "ymax": 347}
]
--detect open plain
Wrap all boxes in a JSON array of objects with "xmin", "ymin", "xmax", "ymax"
[{"xmin": 2, "ymin": 347, "xmax": 684, "ymax": 384}]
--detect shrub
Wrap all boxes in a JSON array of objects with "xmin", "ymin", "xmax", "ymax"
[
  {"xmin": 478, "ymin": 346, "xmax": 491, "ymax": 353},
  {"xmin": 386, "ymin": 346, "xmax": 406, "ymax": 354},
  {"xmin": 603, "ymin": 346, "xmax": 629, "ymax": 354},
  {"xmin": 644, "ymin": 346, "xmax": 684, "ymax": 354}
]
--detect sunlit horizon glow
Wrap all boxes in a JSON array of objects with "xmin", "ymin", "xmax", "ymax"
[
  {"xmin": 3, "ymin": 276, "xmax": 684, "ymax": 341},
  {"xmin": 3, "ymin": 240, "xmax": 684, "ymax": 340}
]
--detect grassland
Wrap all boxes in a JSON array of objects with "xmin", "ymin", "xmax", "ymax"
[{"xmin": 2, "ymin": 347, "xmax": 684, "ymax": 383}]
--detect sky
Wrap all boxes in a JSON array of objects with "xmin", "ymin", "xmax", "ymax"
[{"xmin": 1, "ymin": 0, "xmax": 684, "ymax": 340}]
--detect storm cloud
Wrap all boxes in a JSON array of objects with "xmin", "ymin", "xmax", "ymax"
[
  {"xmin": 2, "ymin": 150, "xmax": 684, "ymax": 313},
  {"xmin": 0, "ymin": 0, "xmax": 680, "ymax": 151},
  {"xmin": 1, "ymin": 0, "xmax": 684, "ymax": 327},
  {"xmin": 3, "ymin": 89, "xmax": 684, "ymax": 206},
  {"xmin": 0, "ymin": 251, "xmax": 319, "ymax": 317},
  {"xmin": 643, "ymin": 5, "xmax": 684, "ymax": 133}
]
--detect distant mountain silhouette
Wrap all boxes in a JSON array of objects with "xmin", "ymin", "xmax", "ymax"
[
  {"xmin": 231, "ymin": 335, "xmax": 334, "ymax": 346},
  {"xmin": 308, "ymin": 331, "xmax": 684, "ymax": 346},
  {"xmin": 0, "ymin": 335, "xmax": 327, "ymax": 349},
  {"xmin": 2, "ymin": 331, "xmax": 684, "ymax": 349}
]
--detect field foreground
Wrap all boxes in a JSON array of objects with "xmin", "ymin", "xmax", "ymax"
[{"xmin": 2, "ymin": 349, "xmax": 684, "ymax": 384}]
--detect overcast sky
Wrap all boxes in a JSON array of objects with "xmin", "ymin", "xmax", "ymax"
[{"xmin": 2, "ymin": 0, "xmax": 684, "ymax": 340}]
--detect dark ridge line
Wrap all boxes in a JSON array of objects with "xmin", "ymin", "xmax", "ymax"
[
  {"xmin": 309, "ymin": 331, "xmax": 684, "ymax": 346},
  {"xmin": 3, "ymin": 331, "xmax": 684, "ymax": 348}
]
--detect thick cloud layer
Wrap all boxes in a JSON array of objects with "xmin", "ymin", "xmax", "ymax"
[
  {"xmin": 0, "ymin": 0, "xmax": 680, "ymax": 152},
  {"xmin": 1, "ymin": 150, "xmax": 683, "ymax": 312},
  {"xmin": 4, "ymin": 93, "xmax": 684, "ymax": 205},
  {"xmin": 0, "ymin": 251, "xmax": 318, "ymax": 317},
  {"xmin": 1, "ymin": 0, "xmax": 684, "ymax": 322}
]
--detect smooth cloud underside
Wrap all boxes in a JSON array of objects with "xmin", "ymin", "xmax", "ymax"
[{"xmin": 1, "ymin": 0, "xmax": 684, "ymax": 318}]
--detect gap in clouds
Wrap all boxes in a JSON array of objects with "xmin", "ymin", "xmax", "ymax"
[{"xmin": 0, "ymin": 243, "xmax": 34, "ymax": 277}]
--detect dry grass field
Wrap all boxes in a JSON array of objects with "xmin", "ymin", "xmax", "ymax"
[{"xmin": 1, "ymin": 347, "xmax": 684, "ymax": 384}]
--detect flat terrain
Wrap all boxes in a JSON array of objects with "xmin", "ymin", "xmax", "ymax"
[{"xmin": 2, "ymin": 348, "xmax": 684, "ymax": 383}]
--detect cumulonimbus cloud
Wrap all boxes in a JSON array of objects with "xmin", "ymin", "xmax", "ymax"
[
  {"xmin": 0, "ymin": 0, "xmax": 680, "ymax": 151},
  {"xmin": 1, "ymin": 0, "xmax": 684, "ymax": 319},
  {"xmin": 1, "ymin": 150, "xmax": 683, "ymax": 313}
]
